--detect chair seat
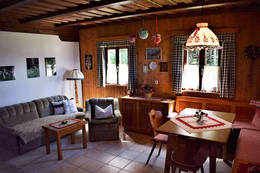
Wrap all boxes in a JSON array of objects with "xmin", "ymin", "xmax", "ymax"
[
  {"xmin": 90, "ymin": 117, "xmax": 117, "ymax": 125},
  {"xmin": 153, "ymin": 133, "xmax": 168, "ymax": 143}
]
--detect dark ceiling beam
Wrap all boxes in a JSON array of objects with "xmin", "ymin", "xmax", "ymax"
[
  {"xmin": 20, "ymin": 0, "xmax": 132, "ymax": 23},
  {"xmin": 0, "ymin": 0, "xmax": 37, "ymax": 13},
  {"xmin": 55, "ymin": 0, "xmax": 252, "ymax": 27}
]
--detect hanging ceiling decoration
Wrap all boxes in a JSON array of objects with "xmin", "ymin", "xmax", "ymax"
[
  {"xmin": 129, "ymin": 35, "xmax": 136, "ymax": 43},
  {"xmin": 139, "ymin": 18, "xmax": 149, "ymax": 40},
  {"xmin": 152, "ymin": 16, "xmax": 161, "ymax": 45},
  {"xmin": 185, "ymin": 23, "xmax": 222, "ymax": 50}
]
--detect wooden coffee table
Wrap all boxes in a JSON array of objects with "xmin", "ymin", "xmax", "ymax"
[{"xmin": 42, "ymin": 118, "xmax": 87, "ymax": 160}]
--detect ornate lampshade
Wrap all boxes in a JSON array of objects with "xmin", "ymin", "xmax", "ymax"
[
  {"xmin": 66, "ymin": 69, "xmax": 84, "ymax": 80},
  {"xmin": 186, "ymin": 23, "xmax": 221, "ymax": 50}
]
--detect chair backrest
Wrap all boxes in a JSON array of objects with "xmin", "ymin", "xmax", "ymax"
[
  {"xmin": 149, "ymin": 109, "xmax": 163, "ymax": 136},
  {"xmin": 87, "ymin": 98, "xmax": 115, "ymax": 119},
  {"xmin": 170, "ymin": 135, "xmax": 209, "ymax": 166}
]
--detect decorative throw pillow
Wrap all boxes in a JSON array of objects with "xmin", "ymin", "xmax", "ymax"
[
  {"xmin": 95, "ymin": 104, "xmax": 113, "ymax": 119},
  {"xmin": 52, "ymin": 101, "xmax": 65, "ymax": 115},
  {"xmin": 252, "ymin": 108, "xmax": 260, "ymax": 128},
  {"xmin": 63, "ymin": 99, "xmax": 78, "ymax": 114}
]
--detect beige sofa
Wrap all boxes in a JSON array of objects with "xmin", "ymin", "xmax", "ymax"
[{"xmin": 0, "ymin": 95, "xmax": 85, "ymax": 154}]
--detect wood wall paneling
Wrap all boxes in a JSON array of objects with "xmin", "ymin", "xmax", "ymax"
[{"xmin": 79, "ymin": 11, "xmax": 260, "ymax": 103}]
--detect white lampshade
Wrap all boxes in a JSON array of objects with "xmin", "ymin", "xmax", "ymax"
[
  {"xmin": 186, "ymin": 23, "xmax": 221, "ymax": 50},
  {"xmin": 66, "ymin": 69, "xmax": 84, "ymax": 80}
]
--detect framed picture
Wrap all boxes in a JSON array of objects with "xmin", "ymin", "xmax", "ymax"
[
  {"xmin": 26, "ymin": 58, "xmax": 40, "ymax": 78},
  {"xmin": 85, "ymin": 54, "xmax": 92, "ymax": 70},
  {"xmin": 45, "ymin": 57, "xmax": 56, "ymax": 77},
  {"xmin": 146, "ymin": 48, "xmax": 162, "ymax": 60},
  {"xmin": 0, "ymin": 66, "xmax": 15, "ymax": 81},
  {"xmin": 160, "ymin": 62, "xmax": 168, "ymax": 72}
]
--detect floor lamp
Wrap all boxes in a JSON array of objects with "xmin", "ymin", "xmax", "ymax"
[{"xmin": 67, "ymin": 69, "xmax": 84, "ymax": 106}]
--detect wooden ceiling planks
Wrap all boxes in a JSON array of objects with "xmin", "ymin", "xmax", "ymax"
[{"xmin": 0, "ymin": 0, "xmax": 258, "ymax": 37}]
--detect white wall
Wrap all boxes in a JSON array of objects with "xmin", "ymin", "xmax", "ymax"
[{"xmin": 0, "ymin": 31, "xmax": 83, "ymax": 107}]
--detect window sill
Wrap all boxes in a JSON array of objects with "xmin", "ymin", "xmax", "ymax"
[
  {"xmin": 106, "ymin": 84, "xmax": 127, "ymax": 87},
  {"xmin": 181, "ymin": 90, "xmax": 220, "ymax": 98}
]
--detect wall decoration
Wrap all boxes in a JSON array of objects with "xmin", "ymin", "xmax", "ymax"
[
  {"xmin": 160, "ymin": 62, "xmax": 168, "ymax": 72},
  {"xmin": 129, "ymin": 35, "xmax": 136, "ymax": 43},
  {"xmin": 143, "ymin": 64, "xmax": 148, "ymax": 73},
  {"xmin": 152, "ymin": 16, "xmax": 161, "ymax": 45},
  {"xmin": 26, "ymin": 58, "xmax": 40, "ymax": 78},
  {"xmin": 85, "ymin": 54, "xmax": 92, "ymax": 70},
  {"xmin": 0, "ymin": 66, "xmax": 15, "ymax": 81},
  {"xmin": 149, "ymin": 61, "xmax": 157, "ymax": 70},
  {"xmin": 146, "ymin": 48, "xmax": 161, "ymax": 60},
  {"xmin": 45, "ymin": 57, "xmax": 56, "ymax": 77}
]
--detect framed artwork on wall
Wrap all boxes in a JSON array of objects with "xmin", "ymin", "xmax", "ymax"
[
  {"xmin": 45, "ymin": 57, "xmax": 56, "ymax": 77},
  {"xmin": 0, "ymin": 66, "xmax": 15, "ymax": 81},
  {"xmin": 146, "ymin": 48, "xmax": 162, "ymax": 60},
  {"xmin": 26, "ymin": 58, "xmax": 40, "ymax": 78},
  {"xmin": 85, "ymin": 54, "xmax": 92, "ymax": 70},
  {"xmin": 160, "ymin": 62, "xmax": 168, "ymax": 72}
]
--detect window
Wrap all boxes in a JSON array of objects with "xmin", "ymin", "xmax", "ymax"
[
  {"xmin": 182, "ymin": 48, "xmax": 220, "ymax": 93},
  {"xmin": 105, "ymin": 47, "xmax": 128, "ymax": 85}
]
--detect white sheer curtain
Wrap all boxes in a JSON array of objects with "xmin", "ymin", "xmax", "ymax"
[
  {"xmin": 119, "ymin": 64, "xmax": 128, "ymax": 85},
  {"xmin": 182, "ymin": 64, "xmax": 199, "ymax": 90},
  {"xmin": 107, "ymin": 64, "xmax": 117, "ymax": 84},
  {"xmin": 202, "ymin": 66, "xmax": 220, "ymax": 92}
]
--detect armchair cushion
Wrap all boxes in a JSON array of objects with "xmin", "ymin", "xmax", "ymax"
[
  {"xmin": 87, "ymin": 98, "xmax": 115, "ymax": 119},
  {"xmin": 90, "ymin": 117, "xmax": 117, "ymax": 125},
  {"xmin": 95, "ymin": 104, "xmax": 113, "ymax": 119},
  {"xmin": 252, "ymin": 108, "xmax": 260, "ymax": 128}
]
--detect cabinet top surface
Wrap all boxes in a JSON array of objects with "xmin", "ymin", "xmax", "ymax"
[{"xmin": 120, "ymin": 96, "xmax": 175, "ymax": 104}]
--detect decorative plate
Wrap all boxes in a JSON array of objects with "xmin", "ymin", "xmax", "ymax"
[{"xmin": 149, "ymin": 61, "xmax": 157, "ymax": 70}]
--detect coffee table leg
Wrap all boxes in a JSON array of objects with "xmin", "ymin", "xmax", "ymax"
[
  {"xmin": 71, "ymin": 133, "xmax": 75, "ymax": 144},
  {"xmin": 56, "ymin": 134, "xmax": 62, "ymax": 160},
  {"xmin": 44, "ymin": 129, "xmax": 50, "ymax": 154},
  {"xmin": 209, "ymin": 144, "xmax": 217, "ymax": 173},
  {"xmin": 82, "ymin": 124, "xmax": 87, "ymax": 149}
]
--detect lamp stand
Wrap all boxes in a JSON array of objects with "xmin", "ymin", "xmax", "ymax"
[{"xmin": 74, "ymin": 80, "xmax": 79, "ymax": 106}]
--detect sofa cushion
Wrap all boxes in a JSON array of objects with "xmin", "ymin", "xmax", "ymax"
[
  {"xmin": 6, "ymin": 112, "xmax": 85, "ymax": 144},
  {"xmin": 33, "ymin": 95, "xmax": 68, "ymax": 117},
  {"xmin": 251, "ymin": 108, "xmax": 260, "ymax": 128},
  {"xmin": 0, "ymin": 102, "xmax": 39, "ymax": 127}
]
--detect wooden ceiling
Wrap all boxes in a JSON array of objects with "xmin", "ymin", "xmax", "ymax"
[{"xmin": 0, "ymin": 0, "xmax": 259, "ymax": 40}]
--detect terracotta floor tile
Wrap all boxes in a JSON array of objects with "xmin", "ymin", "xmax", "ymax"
[
  {"xmin": 108, "ymin": 156, "xmax": 131, "ymax": 169},
  {"xmin": 50, "ymin": 162, "xmax": 77, "ymax": 173},
  {"xmin": 83, "ymin": 149, "xmax": 116, "ymax": 163},
  {"xmin": 95, "ymin": 165, "xmax": 121, "ymax": 173},
  {"xmin": 119, "ymin": 150, "xmax": 140, "ymax": 160},
  {"xmin": 123, "ymin": 161, "xmax": 145, "ymax": 173},
  {"xmin": 67, "ymin": 155, "xmax": 90, "ymax": 166},
  {"xmin": 79, "ymin": 157, "xmax": 104, "ymax": 172}
]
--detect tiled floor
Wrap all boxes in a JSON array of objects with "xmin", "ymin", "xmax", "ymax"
[{"xmin": 1, "ymin": 126, "xmax": 232, "ymax": 173}]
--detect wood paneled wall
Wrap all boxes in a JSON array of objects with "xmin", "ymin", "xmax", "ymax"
[{"xmin": 79, "ymin": 11, "xmax": 260, "ymax": 103}]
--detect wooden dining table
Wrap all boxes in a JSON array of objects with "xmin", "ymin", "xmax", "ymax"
[{"xmin": 157, "ymin": 108, "xmax": 236, "ymax": 173}]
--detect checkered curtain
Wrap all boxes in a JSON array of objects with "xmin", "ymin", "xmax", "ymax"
[
  {"xmin": 217, "ymin": 33, "xmax": 236, "ymax": 98},
  {"xmin": 172, "ymin": 34, "xmax": 236, "ymax": 98},
  {"xmin": 172, "ymin": 36, "xmax": 188, "ymax": 94},
  {"xmin": 97, "ymin": 40, "xmax": 137, "ymax": 90}
]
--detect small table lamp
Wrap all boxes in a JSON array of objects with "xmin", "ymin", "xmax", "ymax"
[{"xmin": 66, "ymin": 69, "xmax": 84, "ymax": 105}]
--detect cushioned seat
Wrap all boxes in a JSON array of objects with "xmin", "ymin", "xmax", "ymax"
[
  {"xmin": 153, "ymin": 134, "xmax": 168, "ymax": 142},
  {"xmin": 85, "ymin": 98, "xmax": 121, "ymax": 142}
]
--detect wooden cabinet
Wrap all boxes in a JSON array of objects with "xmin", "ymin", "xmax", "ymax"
[{"xmin": 119, "ymin": 96, "xmax": 175, "ymax": 135}]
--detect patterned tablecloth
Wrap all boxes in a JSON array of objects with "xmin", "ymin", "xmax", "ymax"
[{"xmin": 170, "ymin": 115, "xmax": 232, "ymax": 133}]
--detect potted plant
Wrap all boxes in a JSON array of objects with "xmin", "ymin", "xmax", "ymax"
[{"xmin": 140, "ymin": 83, "xmax": 155, "ymax": 98}]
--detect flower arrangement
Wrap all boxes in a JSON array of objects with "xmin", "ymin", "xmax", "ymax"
[{"xmin": 141, "ymin": 84, "xmax": 155, "ymax": 94}]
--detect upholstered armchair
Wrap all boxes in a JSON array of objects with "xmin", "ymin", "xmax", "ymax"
[{"xmin": 85, "ymin": 98, "xmax": 121, "ymax": 142}]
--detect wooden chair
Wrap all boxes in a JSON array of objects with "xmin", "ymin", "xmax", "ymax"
[
  {"xmin": 169, "ymin": 135, "xmax": 209, "ymax": 173},
  {"xmin": 146, "ymin": 109, "xmax": 168, "ymax": 165}
]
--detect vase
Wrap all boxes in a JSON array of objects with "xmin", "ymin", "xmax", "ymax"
[{"xmin": 144, "ymin": 93, "xmax": 152, "ymax": 98}]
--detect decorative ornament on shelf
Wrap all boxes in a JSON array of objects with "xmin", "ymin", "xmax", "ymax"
[
  {"xmin": 128, "ymin": 35, "xmax": 136, "ymax": 43},
  {"xmin": 152, "ymin": 16, "xmax": 161, "ymax": 45},
  {"xmin": 185, "ymin": 23, "xmax": 221, "ymax": 50},
  {"xmin": 194, "ymin": 110, "xmax": 208, "ymax": 124}
]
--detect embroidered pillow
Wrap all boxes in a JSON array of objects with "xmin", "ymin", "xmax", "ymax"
[
  {"xmin": 95, "ymin": 104, "xmax": 113, "ymax": 119},
  {"xmin": 52, "ymin": 101, "xmax": 65, "ymax": 115},
  {"xmin": 63, "ymin": 99, "xmax": 78, "ymax": 114},
  {"xmin": 252, "ymin": 108, "xmax": 260, "ymax": 128}
]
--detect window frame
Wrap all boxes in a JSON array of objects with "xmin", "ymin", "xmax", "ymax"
[
  {"xmin": 182, "ymin": 48, "xmax": 221, "ymax": 93},
  {"xmin": 105, "ymin": 47, "xmax": 128, "ymax": 86}
]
